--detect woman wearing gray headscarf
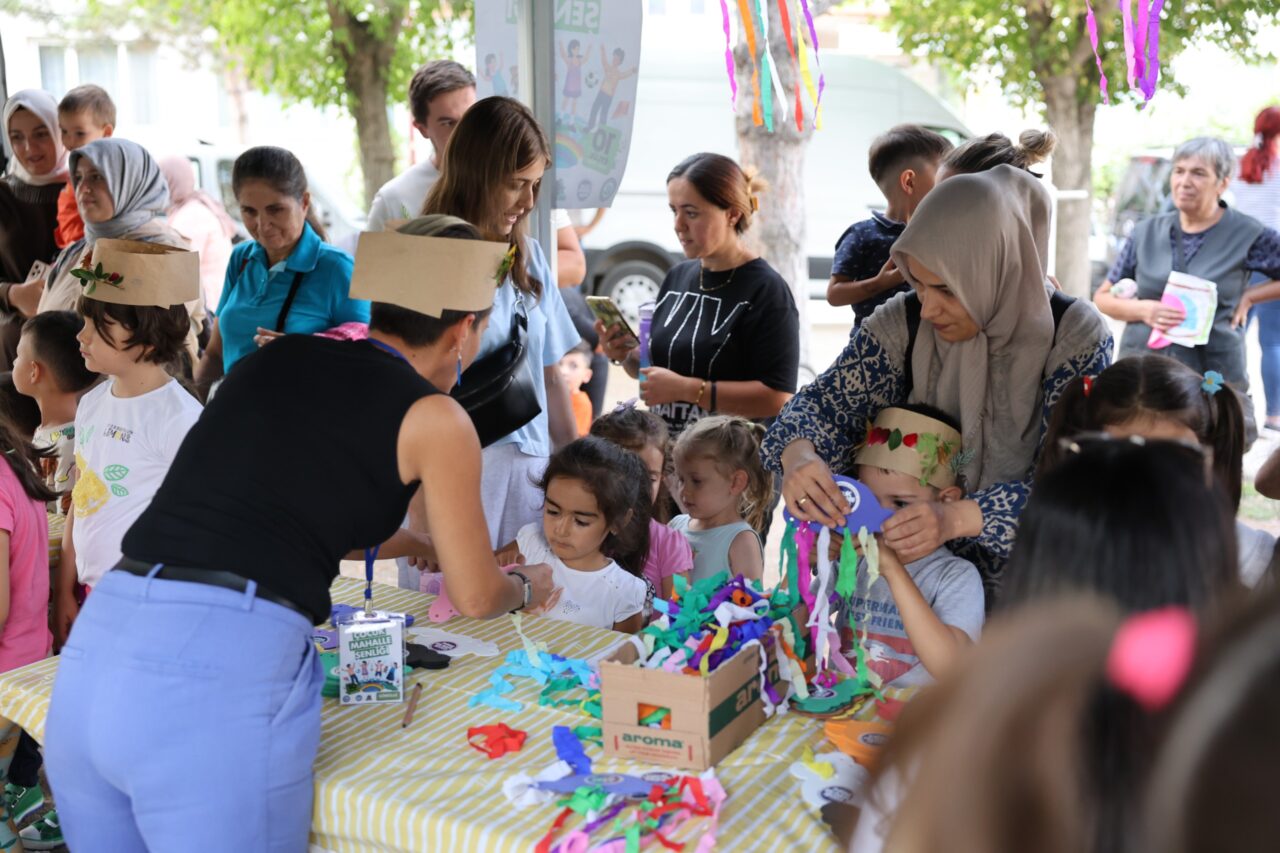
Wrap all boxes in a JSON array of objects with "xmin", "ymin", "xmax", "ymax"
[
  {"xmin": 1096, "ymin": 136, "xmax": 1280, "ymax": 392},
  {"xmin": 763, "ymin": 165, "xmax": 1113, "ymax": 603},
  {"xmin": 39, "ymin": 138, "xmax": 206, "ymax": 360}
]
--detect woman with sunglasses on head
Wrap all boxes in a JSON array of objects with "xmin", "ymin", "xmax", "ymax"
[{"xmin": 1034, "ymin": 354, "xmax": 1268, "ymax": 587}]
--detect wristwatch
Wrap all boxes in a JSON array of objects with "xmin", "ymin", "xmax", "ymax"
[{"xmin": 509, "ymin": 570, "xmax": 533, "ymax": 612}]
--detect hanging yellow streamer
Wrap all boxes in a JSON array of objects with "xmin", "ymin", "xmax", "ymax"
[
  {"xmin": 795, "ymin": 9, "xmax": 822, "ymax": 129},
  {"xmin": 509, "ymin": 612, "xmax": 547, "ymax": 669},
  {"xmin": 855, "ymin": 528, "xmax": 884, "ymax": 689}
]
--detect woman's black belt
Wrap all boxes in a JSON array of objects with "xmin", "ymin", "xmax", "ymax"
[{"xmin": 114, "ymin": 558, "xmax": 309, "ymax": 619}]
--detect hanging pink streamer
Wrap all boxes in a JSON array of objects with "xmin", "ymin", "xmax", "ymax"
[
  {"xmin": 1083, "ymin": 0, "xmax": 1110, "ymax": 104},
  {"xmin": 798, "ymin": 0, "xmax": 825, "ymax": 127},
  {"xmin": 719, "ymin": 0, "xmax": 738, "ymax": 109},
  {"xmin": 1119, "ymin": 0, "xmax": 1138, "ymax": 86}
]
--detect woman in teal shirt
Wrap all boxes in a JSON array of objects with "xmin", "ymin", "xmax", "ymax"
[{"xmin": 194, "ymin": 146, "xmax": 368, "ymax": 391}]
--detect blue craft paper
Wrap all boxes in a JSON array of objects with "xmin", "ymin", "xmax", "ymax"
[{"xmin": 784, "ymin": 475, "xmax": 893, "ymax": 534}]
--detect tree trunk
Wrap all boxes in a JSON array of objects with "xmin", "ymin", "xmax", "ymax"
[
  {"xmin": 733, "ymin": 1, "xmax": 836, "ymax": 381},
  {"xmin": 1042, "ymin": 71, "xmax": 1097, "ymax": 299},
  {"xmin": 327, "ymin": 3, "xmax": 402, "ymax": 208}
]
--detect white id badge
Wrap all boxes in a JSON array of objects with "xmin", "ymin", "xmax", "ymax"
[{"xmin": 337, "ymin": 610, "xmax": 406, "ymax": 705}]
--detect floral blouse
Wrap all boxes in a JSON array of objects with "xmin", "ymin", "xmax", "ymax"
[{"xmin": 762, "ymin": 297, "xmax": 1114, "ymax": 604}]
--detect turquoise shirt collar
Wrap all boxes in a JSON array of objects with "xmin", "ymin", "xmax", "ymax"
[{"xmin": 249, "ymin": 221, "xmax": 322, "ymax": 275}]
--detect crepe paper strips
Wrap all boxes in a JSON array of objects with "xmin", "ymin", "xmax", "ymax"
[
  {"xmin": 553, "ymin": 725, "xmax": 594, "ymax": 775},
  {"xmin": 467, "ymin": 723, "xmax": 527, "ymax": 759},
  {"xmin": 776, "ymin": 0, "xmax": 804, "ymax": 131},
  {"xmin": 718, "ymin": 0, "xmax": 738, "ymax": 108},
  {"xmin": 1084, "ymin": 0, "xmax": 1166, "ymax": 104},
  {"xmin": 538, "ymin": 773, "xmax": 726, "ymax": 853},
  {"xmin": 796, "ymin": 7, "xmax": 820, "ymax": 129},
  {"xmin": 753, "ymin": 0, "xmax": 778, "ymax": 132},
  {"xmin": 735, "ymin": 0, "xmax": 764, "ymax": 127},
  {"xmin": 511, "ymin": 611, "xmax": 548, "ymax": 669},
  {"xmin": 798, "ymin": 0, "xmax": 825, "ymax": 127}
]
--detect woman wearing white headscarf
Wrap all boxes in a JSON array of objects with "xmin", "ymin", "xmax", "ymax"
[
  {"xmin": 38, "ymin": 138, "xmax": 205, "ymax": 362},
  {"xmin": 763, "ymin": 165, "xmax": 1113, "ymax": 603},
  {"xmin": 159, "ymin": 155, "xmax": 236, "ymax": 310},
  {"xmin": 0, "ymin": 90, "xmax": 70, "ymax": 366}
]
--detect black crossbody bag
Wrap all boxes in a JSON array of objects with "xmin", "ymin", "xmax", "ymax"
[{"xmin": 450, "ymin": 288, "xmax": 541, "ymax": 448}]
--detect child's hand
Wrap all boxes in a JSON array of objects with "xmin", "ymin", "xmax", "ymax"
[
  {"xmin": 876, "ymin": 257, "xmax": 904, "ymax": 289},
  {"xmin": 495, "ymin": 540, "xmax": 525, "ymax": 568},
  {"xmin": 873, "ymin": 535, "xmax": 907, "ymax": 577}
]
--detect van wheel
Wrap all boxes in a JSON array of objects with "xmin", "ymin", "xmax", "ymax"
[{"xmin": 600, "ymin": 260, "xmax": 665, "ymax": 330}]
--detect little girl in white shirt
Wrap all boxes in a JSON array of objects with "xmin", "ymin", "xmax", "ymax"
[{"xmin": 513, "ymin": 437, "xmax": 651, "ymax": 633}]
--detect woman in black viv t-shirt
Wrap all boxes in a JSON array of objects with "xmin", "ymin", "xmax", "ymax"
[{"xmin": 600, "ymin": 152, "xmax": 800, "ymax": 437}]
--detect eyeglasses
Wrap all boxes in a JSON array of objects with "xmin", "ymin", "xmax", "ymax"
[{"xmin": 1055, "ymin": 432, "xmax": 1215, "ymax": 488}]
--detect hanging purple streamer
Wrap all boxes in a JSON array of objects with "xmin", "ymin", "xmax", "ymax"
[
  {"xmin": 798, "ymin": 0, "xmax": 825, "ymax": 126},
  {"xmin": 1140, "ymin": 0, "xmax": 1165, "ymax": 99},
  {"xmin": 719, "ymin": 0, "xmax": 738, "ymax": 109},
  {"xmin": 1119, "ymin": 0, "xmax": 1137, "ymax": 86}
]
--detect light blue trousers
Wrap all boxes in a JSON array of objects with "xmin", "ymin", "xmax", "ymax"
[{"xmin": 45, "ymin": 567, "xmax": 322, "ymax": 852}]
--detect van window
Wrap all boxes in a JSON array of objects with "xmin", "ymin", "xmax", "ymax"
[{"xmin": 216, "ymin": 159, "xmax": 239, "ymax": 222}]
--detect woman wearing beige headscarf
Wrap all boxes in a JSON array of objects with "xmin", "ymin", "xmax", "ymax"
[{"xmin": 763, "ymin": 165, "xmax": 1113, "ymax": 603}]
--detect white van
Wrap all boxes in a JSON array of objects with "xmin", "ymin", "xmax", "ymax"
[{"xmin": 579, "ymin": 52, "xmax": 970, "ymax": 325}]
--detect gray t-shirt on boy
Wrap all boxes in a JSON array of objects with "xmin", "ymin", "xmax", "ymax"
[{"xmin": 838, "ymin": 546, "xmax": 984, "ymax": 688}]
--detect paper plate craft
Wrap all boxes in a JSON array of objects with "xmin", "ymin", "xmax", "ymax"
[
  {"xmin": 788, "ymin": 748, "xmax": 871, "ymax": 810},
  {"xmin": 783, "ymin": 475, "xmax": 892, "ymax": 536},
  {"xmin": 75, "ymin": 239, "xmax": 199, "ymax": 306},
  {"xmin": 312, "ymin": 629, "xmax": 338, "ymax": 650},
  {"xmin": 407, "ymin": 627, "xmax": 500, "ymax": 659},
  {"xmin": 824, "ymin": 719, "xmax": 892, "ymax": 769},
  {"xmin": 791, "ymin": 678, "xmax": 867, "ymax": 718},
  {"xmin": 534, "ymin": 773, "xmax": 654, "ymax": 798},
  {"xmin": 1148, "ymin": 271, "xmax": 1217, "ymax": 350},
  {"xmin": 429, "ymin": 565, "xmax": 521, "ymax": 623}
]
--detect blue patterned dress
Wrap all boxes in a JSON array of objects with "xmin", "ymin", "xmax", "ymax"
[{"xmin": 762, "ymin": 293, "xmax": 1114, "ymax": 604}]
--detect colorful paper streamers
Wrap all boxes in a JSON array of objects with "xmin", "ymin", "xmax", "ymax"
[
  {"xmin": 1083, "ymin": 0, "xmax": 1166, "ymax": 104},
  {"xmin": 719, "ymin": 0, "xmax": 826, "ymax": 132}
]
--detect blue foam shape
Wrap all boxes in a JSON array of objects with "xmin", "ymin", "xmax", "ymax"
[{"xmin": 783, "ymin": 475, "xmax": 894, "ymax": 535}]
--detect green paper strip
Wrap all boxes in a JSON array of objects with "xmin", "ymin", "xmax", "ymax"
[{"xmin": 835, "ymin": 528, "xmax": 857, "ymax": 602}]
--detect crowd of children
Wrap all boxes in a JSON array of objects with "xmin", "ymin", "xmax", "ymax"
[{"xmin": 1, "ymin": 67, "xmax": 1279, "ymax": 851}]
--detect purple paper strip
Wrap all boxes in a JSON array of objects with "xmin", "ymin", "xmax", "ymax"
[
  {"xmin": 719, "ymin": 0, "xmax": 738, "ymax": 109},
  {"xmin": 1084, "ymin": 0, "xmax": 1111, "ymax": 104},
  {"xmin": 1119, "ymin": 0, "xmax": 1137, "ymax": 86},
  {"xmin": 1141, "ymin": 0, "xmax": 1165, "ymax": 99},
  {"xmin": 799, "ymin": 0, "xmax": 826, "ymax": 127}
]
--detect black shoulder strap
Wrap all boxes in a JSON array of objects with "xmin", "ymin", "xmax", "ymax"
[
  {"xmin": 902, "ymin": 289, "xmax": 1073, "ymax": 398},
  {"xmin": 275, "ymin": 271, "xmax": 305, "ymax": 332},
  {"xmin": 902, "ymin": 292, "xmax": 922, "ymax": 399}
]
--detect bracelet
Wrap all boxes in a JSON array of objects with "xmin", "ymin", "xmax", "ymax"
[
  {"xmin": 710, "ymin": 381, "xmax": 718, "ymax": 412},
  {"xmin": 693, "ymin": 380, "xmax": 707, "ymax": 408},
  {"xmin": 508, "ymin": 570, "xmax": 532, "ymax": 612}
]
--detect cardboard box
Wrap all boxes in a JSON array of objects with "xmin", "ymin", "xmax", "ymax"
[
  {"xmin": 601, "ymin": 627, "xmax": 797, "ymax": 771},
  {"xmin": 337, "ymin": 611, "xmax": 405, "ymax": 706}
]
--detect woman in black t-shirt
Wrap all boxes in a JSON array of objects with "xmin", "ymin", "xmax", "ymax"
[{"xmin": 599, "ymin": 153, "xmax": 799, "ymax": 438}]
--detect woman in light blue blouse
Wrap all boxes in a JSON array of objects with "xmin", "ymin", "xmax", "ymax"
[
  {"xmin": 194, "ymin": 146, "xmax": 369, "ymax": 392},
  {"xmin": 423, "ymin": 97, "xmax": 579, "ymax": 549},
  {"xmin": 765, "ymin": 166, "xmax": 1113, "ymax": 605}
]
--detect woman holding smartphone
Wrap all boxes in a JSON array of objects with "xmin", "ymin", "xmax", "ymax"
[{"xmin": 598, "ymin": 152, "xmax": 799, "ymax": 438}]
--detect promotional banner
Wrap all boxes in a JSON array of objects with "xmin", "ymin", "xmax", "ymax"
[{"xmin": 475, "ymin": 0, "xmax": 643, "ymax": 209}]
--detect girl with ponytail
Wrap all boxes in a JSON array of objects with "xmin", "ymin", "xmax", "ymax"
[{"xmin": 1035, "ymin": 354, "xmax": 1266, "ymax": 585}]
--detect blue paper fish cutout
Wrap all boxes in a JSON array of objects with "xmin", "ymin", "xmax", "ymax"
[{"xmin": 783, "ymin": 475, "xmax": 893, "ymax": 535}]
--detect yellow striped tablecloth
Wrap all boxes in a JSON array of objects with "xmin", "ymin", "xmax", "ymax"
[{"xmin": 0, "ymin": 577, "xmax": 895, "ymax": 852}]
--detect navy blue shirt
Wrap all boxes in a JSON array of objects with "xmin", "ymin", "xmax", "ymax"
[{"xmin": 832, "ymin": 211, "xmax": 907, "ymax": 323}]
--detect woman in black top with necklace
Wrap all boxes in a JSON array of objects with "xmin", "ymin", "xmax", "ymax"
[
  {"xmin": 43, "ymin": 216, "xmax": 553, "ymax": 852},
  {"xmin": 599, "ymin": 153, "xmax": 800, "ymax": 438}
]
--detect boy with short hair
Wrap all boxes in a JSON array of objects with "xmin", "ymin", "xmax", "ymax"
[
  {"xmin": 841, "ymin": 404, "xmax": 983, "ymax": 687},
  {"xmin": 13, "ymin": 311, "xmax": 101, "ymax": 514},
  {"xmin": 558, "ymin": 340, "xmax": 594, "ymax": 437},
  {"xmin": 55, "ymin": 240, "xmax": 202, "ymax": 648},
  {"xmin": 827, "ymin": 125, "xmax": 952, "ymax": 325},
  {"xmin": 54, "ymin": 85, "xmax": 116, "ymax": 248}
]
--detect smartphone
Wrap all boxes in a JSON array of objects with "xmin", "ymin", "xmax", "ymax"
[
  {"xmin": 586, "ymin": 296, "xmax": 639, "ymax": 343},
  {"xmin": 24, "ymin": 260, "xmax": 49, "ymax": 284}
]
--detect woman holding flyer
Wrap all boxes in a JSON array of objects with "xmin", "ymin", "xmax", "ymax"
[{"xmin": 1094, "ymin": 136, "xmax": 1280, "ymax": 391}]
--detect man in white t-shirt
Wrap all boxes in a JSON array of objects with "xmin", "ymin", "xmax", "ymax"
[{"xmin": 366, "ymin": 60, "xmax": 477, "ymax": 231}]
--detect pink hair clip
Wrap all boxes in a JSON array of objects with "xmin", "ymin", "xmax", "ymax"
[{"xmin": 1106, "ymin": 607, "xmax": 1197, "ymax": 712}]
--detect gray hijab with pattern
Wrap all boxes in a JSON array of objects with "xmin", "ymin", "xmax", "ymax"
[
  {"xmin": 69, "ymin": 138, "xmax": 170, "ymax": 243},
  {"xmin": 890, "ymin": 165, "xmax": 1055, "ymax": 492}
]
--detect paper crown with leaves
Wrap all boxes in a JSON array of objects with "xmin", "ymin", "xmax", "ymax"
[
  {"xmin": 348, "ymin": 226, "xmax": 512, "ymax": 318},
  {"xmin": 855, "ymin": 406, "xmax": 969, "ymax": 490},
  {"xmin": 73, "ymin": 239, "xmax": 200, "ymax": 307}
]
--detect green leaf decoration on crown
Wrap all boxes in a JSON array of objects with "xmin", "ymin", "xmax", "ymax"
[
  {"xmin": 494, "ymin": 244, "xmax": 518, "ymax": 284},
  {"xmin": 70, "ymin": 262, "xmax": 123, "ymax": 296}
]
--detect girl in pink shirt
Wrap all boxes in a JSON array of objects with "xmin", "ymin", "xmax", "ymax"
[
  {"xmin": 0, "ymin": 414, "xmax": 55, "ymax": 671},
  {"xmin": 590, "ymin": 403, "xmax": 692, "ymax": 602}
]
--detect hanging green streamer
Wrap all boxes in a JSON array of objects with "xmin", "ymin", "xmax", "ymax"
[
  {"xmin": 835, "ymin": 527, "xmax": 857, "ymax": 602},
  {"xmin": 751, "ymin": 0, "xmax": 774, "ymax": 131},
  {"xmin": 782, "ymin": 522, "xmax": 799, "ymax": 606}
]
